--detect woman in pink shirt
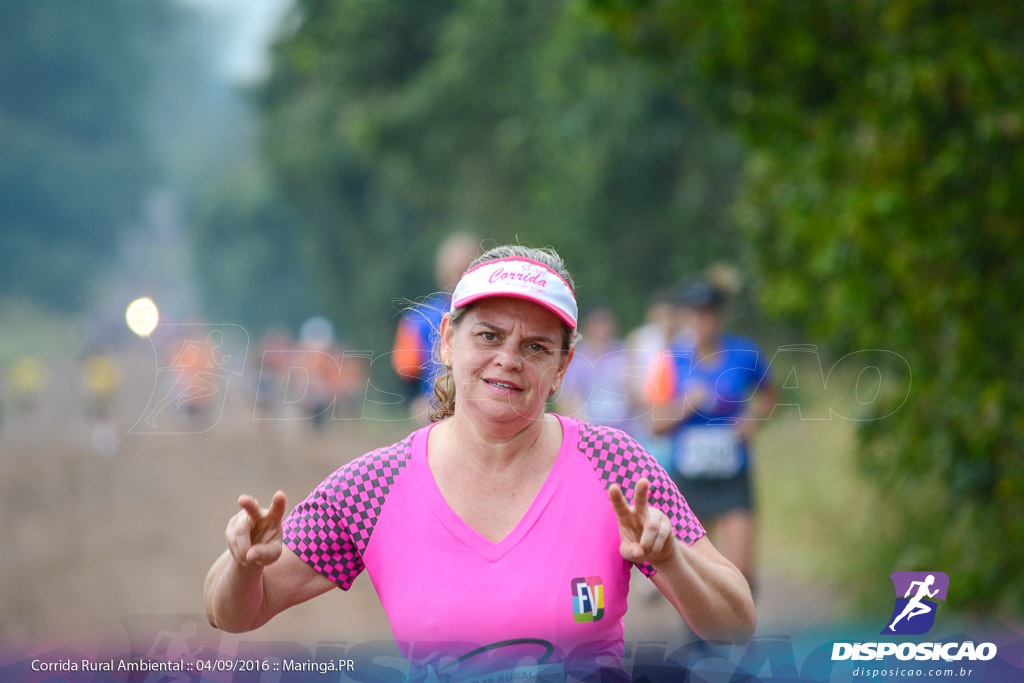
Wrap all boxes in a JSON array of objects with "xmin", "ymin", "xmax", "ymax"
[{"xmin": 204, "ymin": 245, "xmax": 756, "ymax": 681}]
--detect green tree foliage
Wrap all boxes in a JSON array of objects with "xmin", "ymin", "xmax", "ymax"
[
  {"xmin": 593, "ymin": 0, "xmax": 1024, "ymax": 611},
  {"xmin": 191, "ymin": 160, "xmax": 320, "ymax": 335},
  {"xmin": 261, "ymin": 0, "xmax": 742, "ymax": 353},
  {"xmin": 0, "ymin": 0, "xmax": 173, "ymax": 311}
]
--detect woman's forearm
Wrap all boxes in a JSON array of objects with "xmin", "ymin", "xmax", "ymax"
[
  {"xmin": 204, "ymin": 550, "xmax": 269, "ymax": 633},
  {"xmin": 650, "ymin": 400, "xmax": 691, "ymax": 435},
  {"xmin": 651, "ymin": 537, "xmax": 757, "ymax": 643}
]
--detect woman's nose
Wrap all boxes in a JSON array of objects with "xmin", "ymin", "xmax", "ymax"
[{"xmin": 495, "ymin": 345, "xmax": 523, "ymax": 371}]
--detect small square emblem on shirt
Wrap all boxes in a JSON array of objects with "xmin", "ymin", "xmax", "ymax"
[{"xmin": 571, "ymin": 576, "xmax": 605, "ymax": 622}]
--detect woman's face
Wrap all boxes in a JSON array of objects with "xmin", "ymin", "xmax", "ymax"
[
  {"xmin": 441, "ymin": 297, "xmax": 573, "ymax": 430},
  {"xmin": 691, "ymin": 306, "xmax": 724, "ymax": 347}
]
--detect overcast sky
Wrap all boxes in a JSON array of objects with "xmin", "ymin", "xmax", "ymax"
[{"xmin": 179, "ymin": 0, "xmax": 293, "ymax": 83}]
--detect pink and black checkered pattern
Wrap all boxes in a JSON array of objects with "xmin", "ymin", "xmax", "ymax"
[
  {"xmin": 283, "ymin": 436, "xmax": 413, "ymax": 589},
  {"xmin": 577, "ymin": 421, "xmax": 706, "ymax": 576}
]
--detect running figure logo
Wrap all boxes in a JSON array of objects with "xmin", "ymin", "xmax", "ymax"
[{"xmin": 882, "ymin": 571, "xmax": 949, "ymax": 635}]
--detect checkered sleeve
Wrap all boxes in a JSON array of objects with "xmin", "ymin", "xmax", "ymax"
[
  {"xmin": 577, "ymin": 420, "xmax": 706, "ymax": 577},
  {"xmin": 282, "ymin": 436, "xmax": 413, "ymax": 589}
]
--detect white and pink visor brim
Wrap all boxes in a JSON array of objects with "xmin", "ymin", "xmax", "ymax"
[{"xmin": 450, "ymin": 257, "xmax": 578, "ymax": 330}]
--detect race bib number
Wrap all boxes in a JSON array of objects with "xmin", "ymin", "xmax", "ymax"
[{"xmin": 674, "ymin": 426, "xmax": 742, "ymax": 478}]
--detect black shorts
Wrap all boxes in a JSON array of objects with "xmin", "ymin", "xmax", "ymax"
[{"xmin": 671, "ymin": 470, "xmax": 753, "ymax": 521}]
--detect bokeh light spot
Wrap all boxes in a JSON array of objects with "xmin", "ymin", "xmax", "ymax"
[{"xmin": 126, "ymin": 297, "xmax": 159, "ymax": 337}]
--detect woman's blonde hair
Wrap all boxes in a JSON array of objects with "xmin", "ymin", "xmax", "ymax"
[{"xmin": 428, "ymin": 245, "xmax": 579, "ymax": 422}]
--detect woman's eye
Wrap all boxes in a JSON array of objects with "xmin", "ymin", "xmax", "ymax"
[
  {"xmin": 480, "ymin": 331, "xmax": 497, "ymax": 342},
  {"xmin": 528, "ymin": 343, "xmax": 550, "ymax": 354}
]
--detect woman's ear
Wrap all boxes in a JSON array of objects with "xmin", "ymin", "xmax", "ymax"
[
  {"xmin": 439, "ymin": 314, "xmax": 453, "ymax": 367},
  {"xmin": 549, "ymin": 346, "xmax": 574, "ymax": 396}
]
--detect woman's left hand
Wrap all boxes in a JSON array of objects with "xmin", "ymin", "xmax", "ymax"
[
  {"xmin": 608, "ymin": 478, "xmax": 677, "ymax": 566},
  {"xmin": 734, "ymin": 418, "xmax": 757, "ymax": 444}
]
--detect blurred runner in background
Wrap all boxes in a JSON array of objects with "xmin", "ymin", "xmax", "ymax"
[
  {"xmin": 556, "ymin": 301, "xmax": 634, "ymax": 433},
  {"xmin": 251, "ymin": 328, "xmax": 293, "ymax": 422},
  {"xmin": 647, "ymin": 277, "xmax": 777, "ymax": 591},
  {"xmin": 391, "ymin": 232, "xmax": 478, "ymax": 423},
  {"xmin": 294, "ymin": 317, "xmax": 338, "ymax": 432},
  {"xmin": 144, "ymin": 328, "xmax": 229, "ymax": 429},
  {"xmin": 290, "ymin": 316, "xmax": 369, "ymax": 430},
  {"xmin": 8, "ymin": 355, "xmax": 48, "ymax": 416},
  {"xmin": 623, "ymin": 286, "xmax": 692, "ymax": 470},
  {"xmin": 80, "ymin": 347, "xmax": 121, "ymax": 456},
  {"xmin": 81, "ymin": 348, "xmax": 120, "ymax": 420}
]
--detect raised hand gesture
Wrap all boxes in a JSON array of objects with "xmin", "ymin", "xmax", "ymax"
[
  {"xmin": 225, "ymin": 491, "xmax": 287, "ymax": 570},
  {"xmin": 608, "ymin": 478, "xmax": 677, "ymax": 566}
]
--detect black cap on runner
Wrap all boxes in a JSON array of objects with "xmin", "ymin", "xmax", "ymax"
[{"xmin": 684, "ymin": 281, "xmax": 727, "ymax": 310}]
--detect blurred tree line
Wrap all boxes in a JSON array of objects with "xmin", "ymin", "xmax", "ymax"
[
  {"xmin": 259, "ymin": 0, "xmax": 744, "ymax": 352},
  {"xmin": 0, "ymin": 1, "xmax": 169, "ymax": 311},
  {"xmin": 0, "ymin": 0, "xmax": 316, "ymax": 334},
  {"xmin": 591, "ymin": 0, "xmax": 1024, "ymax": 613}
]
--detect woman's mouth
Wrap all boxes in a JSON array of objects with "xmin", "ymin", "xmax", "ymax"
[{"xmin": 484, "ymin": 378, "xmax": 520, "ymax": 392}]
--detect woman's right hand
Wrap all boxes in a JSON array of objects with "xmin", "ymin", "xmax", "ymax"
[
  {"xmin": 683, "ymin": 382, "xmax": 713, "ymax": 414},
  {"xmin": 225, "ymin": 491, "xmax": 287, "ymax": 571}
]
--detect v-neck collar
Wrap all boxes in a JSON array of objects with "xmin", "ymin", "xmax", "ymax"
[{"xmin": 411, "ymin": 414, "xmax": 577, "ymax": 563}]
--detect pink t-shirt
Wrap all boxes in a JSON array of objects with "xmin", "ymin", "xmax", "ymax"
[{"xmin": 283, "ymin": 415, "xmax": 705, "ymax": 681}]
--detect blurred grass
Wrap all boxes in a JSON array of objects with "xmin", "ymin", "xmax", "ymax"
[
  {"xmin": 754, "ymin": 353, "xmax": 1024, "ymax": 627},
  {"xmin": 753, "ymin": 354, "xmax": 890, "ymax": 619},
  {"xmin": 0, "ymin": 297, "xmax": 80, "ymax": 365}
]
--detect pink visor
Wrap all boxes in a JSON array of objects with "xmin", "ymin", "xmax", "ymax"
[{"xmin": 450, "ymin": 257, "xmax": 578, "ymax": 330}]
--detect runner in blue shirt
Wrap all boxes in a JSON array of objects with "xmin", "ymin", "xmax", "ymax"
[
  {"xmin": 647, "ymin": 280, "xmax": 778, "ymax": 588},
  {"xmin": 391, "ymin": 233, "xmax": 478, "ymax": 421}
]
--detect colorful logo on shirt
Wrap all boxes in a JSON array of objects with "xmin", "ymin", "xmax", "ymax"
[{"xmin": 570, "ymin": 576, "xmax": 604, "ymax": 622}]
